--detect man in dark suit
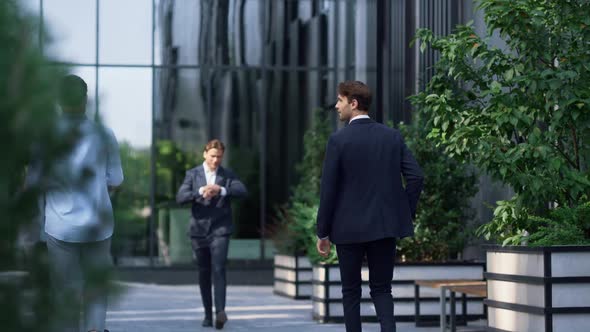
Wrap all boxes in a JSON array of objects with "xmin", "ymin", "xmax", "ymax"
[
  {"xmin": 176, "ymin": 139, "xmax": 247, "ymax": 330},
  {"xmin": 316, "ymin": 81, "xmax": 424, "ymax": 332}
]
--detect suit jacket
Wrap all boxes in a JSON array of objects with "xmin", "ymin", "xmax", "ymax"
[
  {"xmin": 176, "ymin": 165, "xmax": 247, "ymax": 238},
  {"xmin": 316, "ymin": 118, "xmax": 424, "ymax": 244}
]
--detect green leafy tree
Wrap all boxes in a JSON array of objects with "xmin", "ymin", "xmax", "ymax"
[{"xmin": 412, "ymin": 0, "xmax": 590, "ymax": 245}]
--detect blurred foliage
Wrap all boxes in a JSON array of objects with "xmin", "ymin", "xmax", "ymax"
[
  {"xmin": 391, "ymin": 113, "xmax": 478, "ymax": 262},
  {"xmin": 412, "ymin": 0, "xmax": 590, "ymax": 245},
  {"xmin": 270, "ymin": 109, "xmax": 337, "ymax": 264},
  {"xmin": 0, "ymin": 0, "xmax": 111, "ymax": 330}
]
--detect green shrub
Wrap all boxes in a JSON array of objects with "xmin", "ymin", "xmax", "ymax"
[
  {"xmin": 392, "ymin": 112, "xmax": 478, "ymax": 261},
  {"xmin": 270, "ymin": 109, "xmax": 337, "ymax": 264}
]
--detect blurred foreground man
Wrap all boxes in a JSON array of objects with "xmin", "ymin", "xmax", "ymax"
[{"xmin": 45, "ymin": 75, "xmax": 123, "ymax": 332}]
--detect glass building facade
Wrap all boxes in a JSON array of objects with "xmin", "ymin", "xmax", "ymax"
[{"xmin": 24, "ymin": 0, "xmax": 498, "ymax": 266}]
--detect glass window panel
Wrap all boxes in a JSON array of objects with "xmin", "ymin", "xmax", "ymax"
[
  {"xmin": 154, "ymin": 0, "xmax": 263, "ymax": 66},
  {"xmin": 153, "ymin": 0, "xmax": 162, "ymax": 65},
  {"xmin": 209, "ymin": 69, "xmax": 262, "ymax": 256},
  {"xmin": 240, "ymin": 0, "xmax": 264, "ymax": 66},
  {"xmin": 99, "ymin": 0, "xmax": 152, "ymax": 65},
  {"xmin": 154, "ymin": 68, "xmax": 207, "ymax": 265},
  {"xmin": 98, "ymin": 68, "xmax": 152, "ymax": 149},
  {"xmin": 43, "ymin": 0, "xmax": 96, "ymax": 63},
  {"xmin": 98, "ymin": 68, "xmax": 152, "ymax": 264}
]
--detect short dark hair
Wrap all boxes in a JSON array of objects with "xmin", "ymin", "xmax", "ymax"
[
  {"xmin": 337, "ymin": 80, "xmax": 372, "ymax": 111},
  {"xmin": 204, "ymin": 139, "xmax": 225, "ymax": 152},
  {"xmin": 59, "ymin": 75, "xmax": 87, "ymax": 108}
]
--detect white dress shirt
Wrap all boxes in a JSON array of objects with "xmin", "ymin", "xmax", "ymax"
[
  {"xmin": 349, "ymin": 114, "xmax": 371, "ymax": 123},
  {"xmin": 198, "ymin": 162, "xmax": 227, "ymax": 197},
  {"xmin": 44, "ymin": 114, "xmax": 124, "ymax": 243}
]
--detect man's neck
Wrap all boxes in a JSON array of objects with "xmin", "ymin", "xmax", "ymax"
[
  {"xmin": 203, "ymin": 162, "xmax": 218, "ymax": 173},
  {"xmin": 349, "ymin": 112, "xmax": 370, "ymax": 123}
]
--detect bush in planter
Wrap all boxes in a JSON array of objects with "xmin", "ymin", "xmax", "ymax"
[
  {"xmin": 411, "ymin": 0, "xmax": 590, "ymax": 245},
  {"xmin": 271, "ymin": 109, "xmax": 337, "ymax": 263},
  {"xmin": 519, "ymin": 201, "xmax": 590, "ymax": 246},
  {"xmin": 391, "ymin": 113, "xmax": 478, "ymax": 262}
]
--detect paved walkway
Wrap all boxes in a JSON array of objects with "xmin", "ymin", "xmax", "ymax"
[{"xmin": 107, "ymin": 283, "xmax": 481, "ymax": 332}]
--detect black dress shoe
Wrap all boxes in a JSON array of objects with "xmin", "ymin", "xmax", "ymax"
[
  {"xmin": 215, "ymin": 311, "xmax": 227, "ymax": 329},
  {"xmin": 202, "ymin": 318, "xmax": 213, "ymax": 327}
]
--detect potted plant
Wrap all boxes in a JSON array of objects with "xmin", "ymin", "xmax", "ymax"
[
  {"xmin": 271, "ymin": 109, "xmax": 334, "ymax": 299},
  {"xmin": 412, "ymin": 1, "xmax": 590, "ymax": 331}
]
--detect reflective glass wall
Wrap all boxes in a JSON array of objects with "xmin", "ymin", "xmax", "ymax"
[{"xmin": 26, "ymin": 0, "xmax": 469, "ymax": 266}]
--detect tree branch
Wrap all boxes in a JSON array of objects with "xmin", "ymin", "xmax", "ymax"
[
  {"xmin": 570, "ymin": 124, "xmax": 581, "ymax": 171},
  {"xmin": 553, "ymin": 140, "xmax": 578, "ymax": 169}
]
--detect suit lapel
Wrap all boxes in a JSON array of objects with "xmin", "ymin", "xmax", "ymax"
[
  {"xmin": 215, "ymin": 167, "xmax": 225, "ymax": 186},
  {"xmin": 196, "ymin": 165, "xmax": 207, "ymax": 187}
]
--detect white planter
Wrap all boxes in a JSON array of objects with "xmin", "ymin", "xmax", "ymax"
[
  {"xmin": 312, "ymin": 262, "xmax": 485, "ymax": 323},
  {"xmin": 273, "ymin": 254, "xmax": 312, "ymax": 299},
  {"xmin": 485, "ymin": 245, "xmax": 590, "ymax": 332}
]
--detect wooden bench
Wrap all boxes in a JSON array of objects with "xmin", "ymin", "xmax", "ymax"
[
  {"xmin": 447, "ymin": 283, "xmax": 487, "ymax": 332},
  {"xmin": 414, "ymin": 280, "xmax": 486, "ymax": 331}
]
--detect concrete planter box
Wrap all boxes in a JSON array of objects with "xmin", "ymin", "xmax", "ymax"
[
  {"xmin": 273, "ymin": 254, "xmax": 312, "ymax": 299},
  {"xmin": 485, "ymin": 245, "xmax": 590, "ymax": 332},
  {"xmin": 312, "ymin": 261, "xmax": 485, "ymax": 323}
]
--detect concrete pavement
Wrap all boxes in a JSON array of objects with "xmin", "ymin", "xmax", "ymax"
[{"xmin": 106, "ymin": 283, "xmax": 483, "ymax": 332}]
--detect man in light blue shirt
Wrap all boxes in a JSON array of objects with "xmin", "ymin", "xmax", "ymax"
[{"xmin": 45, "ymin": 75, "xmax": 123, "ymax": 332}]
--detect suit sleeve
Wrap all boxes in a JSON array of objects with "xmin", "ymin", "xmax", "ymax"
[
  {"xmin": 400, "ymin": 134, "xmax": 424, "ymax": 218},
  {"xmin": 176, "ymin": 171, "xmax": 195, "ymax": 204},
  {"xmin": 316, "ymin": 135, "xmax": 340, "ymax": 239},
  {"xmin": 225, "ymin": 170, "xmax": 248, "ymax": 198}
]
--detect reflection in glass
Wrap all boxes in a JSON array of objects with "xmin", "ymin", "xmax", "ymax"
[
  {"xmin": 98, "ymin": 68, "xmax": 152, "ymax": 263},
  {"xmin": 155, "ymin": 0, "xmax": 263, "ymax": 66},
  {"xmin": 98, "ymin": 68, "xmax": 152, "ymax": 149},
  {"xmin": 99, "ymin": 0, "xmax": 152, "ymax": 65},
  {"xmin": 43, "ymin": 0, "xmax": 96, "ymax": 63}
]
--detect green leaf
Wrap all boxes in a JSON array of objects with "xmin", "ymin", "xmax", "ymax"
[
  {"xmin": 504, "ymin": 68, "xmax": 514, "ymax": 81},
  {"xmin": 490, "ymin": 81, "xmax": 502, "ymax": 93}
]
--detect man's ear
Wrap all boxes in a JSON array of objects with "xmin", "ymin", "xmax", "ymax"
[{"xmin": 350, "ymin": 98, "xmax": 359, "ymax": 111}]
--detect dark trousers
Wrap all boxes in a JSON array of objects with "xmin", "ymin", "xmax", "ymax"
[
  {"xmin": 192, "ymin": 236, "xmax": 230, "ymax": 318},
  {"xmin": 336, "ymin": 237, "xmax": 397, "ymax": 332}
]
